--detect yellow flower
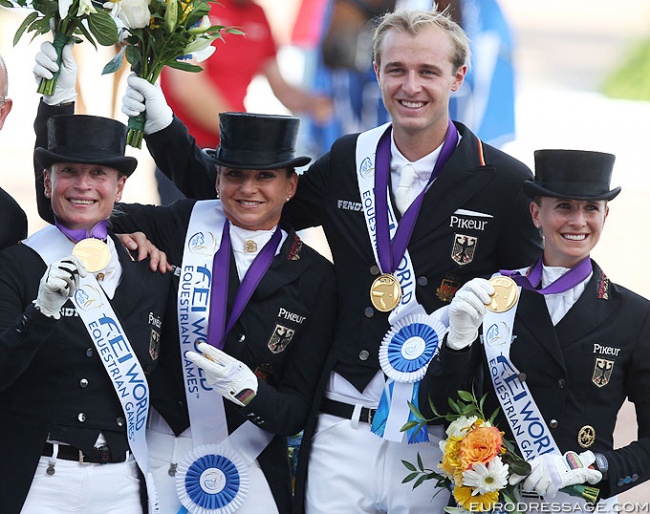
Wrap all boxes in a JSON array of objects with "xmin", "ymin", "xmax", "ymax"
[
  {"xmin": 453, "ymin": 485, "xmax": 499, "ymax": 512},
  {"xmin": 439, "ymin": 436, "xmax": 463, "ymax": 477}
]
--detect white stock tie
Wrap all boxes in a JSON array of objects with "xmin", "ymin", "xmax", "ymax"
[{"xmin": 394, "ymin": 164, "xmax": 418, "ymax": 215}]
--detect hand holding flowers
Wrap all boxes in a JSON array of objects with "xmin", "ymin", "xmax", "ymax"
[
  {"xmin": 102, "ymin": 0, "xmax": 240, "ymax": 147},
  {"xmin": 402, "ymin": 389, "xmax": 530, "ymax": 513},
  {"xmin": 1, "ymin": 0, "xmax": 118, "ymax": 95}
]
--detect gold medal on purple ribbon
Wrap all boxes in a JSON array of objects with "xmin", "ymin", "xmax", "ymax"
[
  {"xmin": 487, "ymin": 275, "xmax": 519, "ymax": 313},
  {"xmin": 72, "ymin": 238, "xmax": 111, "ymax": 273},
  {"xmin": 370, "ymin": 273, "xmax": 402, "ymax": 312},
  {"xmin": 176, "ymin": 444, "xmax": 249, "ymax": 514}
]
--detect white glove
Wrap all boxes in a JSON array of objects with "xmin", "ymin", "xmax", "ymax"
[
  {"xmin": 33, "ymin": 41, "xmax": 77, "ymax": 105},
  {"xmin": 522, "ymin": 451, "xmax": 602, "ymax": 498},
  {"xmin": 447, "ymin": 277, "xmax": 494, "ymax": 350},
  {"xmin": 34, "ymin": 255, "xmax": 87, "ymax": 319},
  {"xmin": 186, "ymin": 342, "xmax": 258, "ymax": 407},
  {"xmin": 122, "ymin": 74, "xmax": 173, "ymax": 135}
]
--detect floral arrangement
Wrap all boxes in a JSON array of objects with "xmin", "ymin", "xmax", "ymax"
[
  {"xmin": 402, "ymin": 389, "xmax": 531, "ymax": 513},
  {"xmin": 101, "ymin": 0, "xmax": 240, "ymax": 147},
  {"xmin": 0, "ymin": 0, "xmax": 119, "ymax": 95}
]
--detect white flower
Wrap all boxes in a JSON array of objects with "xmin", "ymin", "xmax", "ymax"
[
  {"xmin": 182, "ymin": 36, "xmax": 217, "ymax": 62},
  {"xmin": 104, "ymin": 0, "xmax": 151, "ymax": 29},
  {"xmin": 77, "ymin": 0, "xmax": 97, "ymax": 16},
  {"xmin": 446, "ymin": 416, "xmax": 479, "ymax": 439},
  {"xmin": 461, "ymin": 457, "xmax": 509, "ymax": 495},
  {"xmin": 59, "ymin": 0, "xmax": 73, "ymax": 18}
]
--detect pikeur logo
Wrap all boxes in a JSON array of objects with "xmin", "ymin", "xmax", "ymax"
[
  {"xmin": 449, "ymin": 215, "xmax": 489, "ymax": 231},
  {"xmin": 278, "ymin": 307, "xmax": 306, "ymax": 324}
]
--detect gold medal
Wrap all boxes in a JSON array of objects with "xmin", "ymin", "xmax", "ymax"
[
  {"xmin": 487, "ymin": 275, "xmax": 519, "ymax": 313},
  {"xmin": 73, "ymin": 238, "xmax": 111, "ymax": 273},
  {"xmin": 244, "ymin": 240, "xmax": 257, "ymax": 253},
  {"xmin": 370, "ymin": 274, "xmax": 402, "ymax": 312}
]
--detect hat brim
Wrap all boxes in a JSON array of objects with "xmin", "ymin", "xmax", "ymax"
[
  {"xmin": 35, "ymin": 147, "xmax": 138, "ymax": 177},
  {"xmin": 202, "ymin": 148, "xmax": 311, "ymax": 170},
  {"xmin": 523, "ymin": 181, "xmax": 621, "ymax": 201}
]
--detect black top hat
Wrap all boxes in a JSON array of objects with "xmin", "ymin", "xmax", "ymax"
[
  {"xmin": 204, "ymin": 112, "xmax": 311, "ymax": 170},
  {"xmin": 523, "ymin": 149, "xmax": 620, "ymax": 201},
  {"xmin": 35, "ymin": 114, "xmax": 138, "ymax": 177}
]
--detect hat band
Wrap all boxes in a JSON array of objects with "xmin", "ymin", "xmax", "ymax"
[
  {"xmin": 217, "ymin": 147, "xmax": 298, "ymax": 167},
  {"xmin": 539, "ymin": 179, "xmax": 611, "ymax": 195}
]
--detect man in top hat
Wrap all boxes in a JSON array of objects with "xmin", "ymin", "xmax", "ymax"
[
  {"xmin": 0, "ymin": 54, "xmax": 28, "ymax": 250},
  {"xmin": 446, "ymin": 149, "xmax": 650, "ymax": 511}
]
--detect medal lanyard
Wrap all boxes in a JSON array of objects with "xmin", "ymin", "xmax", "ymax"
[
  {"xmin": 55, "ymin": 219, "xmax": 108, "ymax": 242},
  {"xmin": 207, "ymin": 220, "xmax": 281, "ymax": 350},
  {"xmin": 375, "ymin": 119, "xmax": 458, "ymax": 273},
  {"xmin": 501, "ymin": 256, "xmax": 593, "ymax": 294}
]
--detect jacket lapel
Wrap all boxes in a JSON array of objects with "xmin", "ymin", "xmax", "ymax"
[
  {"xmin": 516, "ymin": 288, "xmax": 566, "ymax": 370},
  {"xmin": 110, "ymin": 235, "xmax": 147, "ymax": 318}
]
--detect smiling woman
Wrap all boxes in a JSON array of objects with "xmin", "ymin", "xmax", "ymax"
[{"xmin": 0, "ymin": 111, "xmax": 171, "ymax": 514}]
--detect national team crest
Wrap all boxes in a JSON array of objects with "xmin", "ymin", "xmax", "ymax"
[
  {"xmin": 450, "ymin": 233, "xmax": 478, "ymax": 265},
  {"xmin": 436, "ymin": 276, "xmax": 460, "ymax": 302},
  {"xmin": 267, "ymin": 324, "xmax": 295, "ymax": 354},
  {"xmin": 592, "ymin": 358, "xmax": 614, "ymax": 387}
]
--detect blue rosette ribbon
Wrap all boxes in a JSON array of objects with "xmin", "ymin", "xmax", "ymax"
[
  {"xmin": 372, "ymin": 314, "xmax": 444, "ymax": 443},
  {"xmin": 176, "ymin": 444, "xmax": 249, "ymax": 514}
]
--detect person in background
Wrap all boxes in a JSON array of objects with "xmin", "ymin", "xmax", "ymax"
[
  {"xmin": 451, "ymin": 150, "xmax": 649, "ymax": 512},
  {"xmin": 1, "ymin": 112, "xmax": 171, "ymax": 514},
  {"xmin": 0, "ymin": 54, "xmax": 28, "ymax": 249},
  {"xmin": 33, "ymin": 43, "xmax": 338, "ymax": 514},
  {"xmin": 113, "ymin": 7, "xmax": 543, "ymax": 513},
  {"xmin": 149, "ymin": 0, "xmax": 333, "ymax": 203}
]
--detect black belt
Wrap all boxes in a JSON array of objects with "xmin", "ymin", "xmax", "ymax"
[
  {"xmin": 320, "ymin": 398, "xmax": 377, "ymax": 424},
  {"xmin": 43, "ymin": 442, "xmax": 127, "ymax": 464}
]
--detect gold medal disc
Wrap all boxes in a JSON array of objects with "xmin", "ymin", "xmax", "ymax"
[
  {"xmin": 487, "ymin": 275, "xmax": 519, "ymax": 313},
  {"xmin": 73, "ymin": 238, "xmax": 111, "ymax": 273},
  {"xmin": 370, "ymin": 274, "xmax": 402, "ymax": 312}
]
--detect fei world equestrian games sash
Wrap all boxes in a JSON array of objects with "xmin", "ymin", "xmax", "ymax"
[
  {"xmin": 355, "ymin": 124, "xmax": 444, "ymax": 444},
  {"xmin": 177, "ymin": 201, "xmax": 273, "ymax": 514},
  {"xmin": 25, "ymin": 225, "xmax": 159, "ymax": 513},
  {"xmin": 482, "ymin": 272, "xmax": 587, "ymax": 506}
]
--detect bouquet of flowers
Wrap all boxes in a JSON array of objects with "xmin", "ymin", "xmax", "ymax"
[
  {"xmin": 101, "ymin": 0, "xmax": 240, "ymax": 147},
  {"xmin": 402, "ymin": 389, "xmax": 531, "ymax": 513},
  {"xmin": 1, "ymin": 0, "xmax": 119, "ymax": 95}
]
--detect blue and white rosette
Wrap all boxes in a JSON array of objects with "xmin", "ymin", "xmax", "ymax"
[
  {"xmin": 372, "ymin": 314, "xmax": 444, "ymax": 444},
  {"xmin": 176, "ymin": 444, "xmax": 249, "ymax": 514}
]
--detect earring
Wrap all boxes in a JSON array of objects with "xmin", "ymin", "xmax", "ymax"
[
  {"xmin": 286, "ymin": 196, "xmax": 291, "ymax": 203},
  {"xmin": 44, "ymin": 189, "xmax": 50, "ymax": 198},
  {"xmin": 215, "ymin": 189, "xmax": 220, "ymax": 199}
]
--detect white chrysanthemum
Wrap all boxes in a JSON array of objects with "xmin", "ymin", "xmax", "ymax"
[
  {"xmin": 461, "ymin": 457, "xmax": 509, "ymax": 495},
  {"xmin": 446, "ymin": 415, "xmax": 478, "ymax": 438}
]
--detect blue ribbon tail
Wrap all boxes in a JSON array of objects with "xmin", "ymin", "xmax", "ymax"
[
  {"xmin": 177, "ymin": 507, "xmax": 189, "ymax": 514},
  {"xmin": 371, "ymin": 380, "xmax": 393, "ymax": 437}
]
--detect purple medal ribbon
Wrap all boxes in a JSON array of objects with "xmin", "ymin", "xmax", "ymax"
[
  {"xmin": 500, "ymin": 256, "xmax": 593, "ymax": 295},
  {"xmin": 207, "ymin": 220, "xmax": 282, "ymax": 349},
  {"xmin": 55, "ymin": 219, "xmax": 108, "ymax": 242},
  {"xmin": 375, "ymin": 119, "xmax": 459, "ymax": 272}
]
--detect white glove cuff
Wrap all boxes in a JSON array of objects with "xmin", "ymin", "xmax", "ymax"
[{"xmin": 446, "ymin": 328, "xmax": 478, "ymax": 350}]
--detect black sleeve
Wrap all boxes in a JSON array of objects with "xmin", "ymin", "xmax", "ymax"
[
  {"xmin": 0, "ymin": 188, "xmax": 27, "ymax": 250},
  {"xmin": 144, "ymin": 116, "xmax": 217, "ymax": 200}
]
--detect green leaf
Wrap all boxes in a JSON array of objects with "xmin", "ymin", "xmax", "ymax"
[
  {"xmin": 13, "ymin": 11, "xmax": 40, "ymax": 46},
  {"xmin": 165, "ymin": 60, "xmax": 203, "ymax": 73},
  {"xmin": 125, "ymin": 45, "xmax": 142, "ymax": 73},
  {"xmin": 416, "ymin": 452, "xmax": 424, "ymax": 471},
  {"xmin": 87, "ymin": 10, "xmax": 119, "ymax": 46},
  {"xmin": 413, "ymin": 475, "xmax": 430, "ymax": 489},
  {"xmin": 0, "ymin": 0, "xmax": 14, "ymax": 7},
  {"xmin": 457, "ymin": 390, "xmax": 474, "ymax": 403},
  {"xmin": 401, "ymin": 459, "xmax": 417, "ymax": 472},
  {"xmin": 448, "ymin": 397, "xmax": 461, "ymax": 414},
  {"xmin": 400, "ymin": 420, "xmax": 419, "ymax": 432},
  {"xmin": 402, "ymin": 472, "xmax": 419, "ymax": 484},
  {"xmin": 509, "ymin": 459, "xmax": 532, "ymax": 476},
  {"xmin": 75, "ymin": 20, "xmax": 98, "ymax": 49},
  {"xmin": 102, "ymin": 49, "xmax": 125, "ymax": 75}
]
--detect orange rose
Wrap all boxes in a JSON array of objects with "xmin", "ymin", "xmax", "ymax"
[{"xmin": 458, "ymin": 426, "xmax": 503, "ymax": 470}]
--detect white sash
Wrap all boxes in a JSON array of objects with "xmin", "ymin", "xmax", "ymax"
[
  {"xmin": 25, "ymin": 225, "xmax": 159, "ymax": 513},
  {"xmin": 355, "ymin": 126, "xmax": 441, "ymax": 443},
  {"xmin": 176, "ymin": 201, "xmax": 273, "ymax": 512},
  {"xmin": 482, "ymin": 273, "xmax": 586, "ymax": 506}
]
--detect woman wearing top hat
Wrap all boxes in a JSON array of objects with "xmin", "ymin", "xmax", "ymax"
[
  {"xmin": 31, "ymin": 63, "xmax": 337, "ymax": 511},
  {"xmin": 444, "ymin": 149, "xmax": 650, "ymax": 510},
  {"xmin": 0, "ymin": 113, "xmax": 171, "ymax": 514}
]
